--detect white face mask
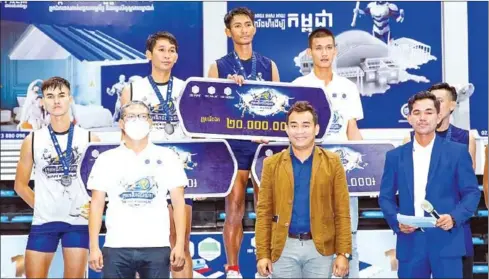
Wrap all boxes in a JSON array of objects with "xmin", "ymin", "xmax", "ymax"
[{"xmin": 124, "ymin": 119, "xmax": 150, "ymax": 140}]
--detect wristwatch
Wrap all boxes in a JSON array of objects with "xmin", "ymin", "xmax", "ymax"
[{"xmin": 336, "ymin": 253, "xmax": 352, "ymax": 261}]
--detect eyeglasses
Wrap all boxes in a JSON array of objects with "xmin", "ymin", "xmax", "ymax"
[{"xmin": 122, "ymin": 113, "xmax": 150, "ymax": 122}]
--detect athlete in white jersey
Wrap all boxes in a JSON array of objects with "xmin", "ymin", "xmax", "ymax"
[
  {"xmin": 130, "ymin": 76, "xmax": 187, "ymax": 141},
  {"xmin": 14, "ymin": 76, "xmax": 99, "ymax": 278},
  {"xmin": 121, "ymin": 31, "xmax": 193, "ymax": 279},
  {"xmin": 32, "ymin": 122, "xmax": 90, "ymax": 224},
  {"xmin": 292, "ymin": 28, "xmax": 363, "ymax": 278}
]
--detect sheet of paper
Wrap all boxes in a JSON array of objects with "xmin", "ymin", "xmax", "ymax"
[{"xmin": 397, "ymin": 214, "xmax": 436, "ymax": 228}]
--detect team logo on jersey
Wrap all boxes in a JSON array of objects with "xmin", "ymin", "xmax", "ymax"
[
  {"xmin": 168, "ymin": 146, "xmax": 198, "ymax": 170},
  {"xmin": 149, "ymin": 99, "xmax": 178, "ymax": 118},
  {"xmin": 235, "ymin": 88, "xmax": 294, "ymax": 117},
  {"xmin": 325, "ymin": 146, "xmax": 368, "ymax": 173},
  {"xmin": 41, "ymin": 147, "xmax": 81, "ymax": 183},
  {"xmin": 326, "ymin": 111, "xmax": 343, "ymax": 135},
  {"xmin": 148, "ymin": 99, "xmax": 179, "ymax": 132},
  {"xmin": 119, "ymin": 177, "xmax": 158, "ymax": 207}
]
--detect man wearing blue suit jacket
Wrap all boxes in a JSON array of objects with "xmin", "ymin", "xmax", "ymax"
[{"xmin": 379, "ymin": 91, "xmax": 480, "ymax": 279}]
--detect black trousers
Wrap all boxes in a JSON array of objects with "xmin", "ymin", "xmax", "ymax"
[{"xmin": 462, "ymin": 256, "xmax": 474, "ymax": 279}]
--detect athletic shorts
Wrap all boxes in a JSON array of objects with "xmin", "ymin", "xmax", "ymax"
[
  {"xmin": 26, "ymin": 222, "xmax": 88, "ymax": 253},
  {"xmin": 227, "ymin": 139, "xmax": 259, "ymax": 170},
  {"xmin": 167, "ymin": 198, "xmax": 193, "ymax": 206}
]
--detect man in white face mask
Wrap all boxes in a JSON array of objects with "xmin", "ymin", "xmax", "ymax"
[{"xmin": 87, "ymin": 101, "xmax": 188, "ymax": 278}]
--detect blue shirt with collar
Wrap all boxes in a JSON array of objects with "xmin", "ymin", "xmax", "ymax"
[{"xmin": 289, "ymin": 148, "xmax": 313, "ymax": 234}]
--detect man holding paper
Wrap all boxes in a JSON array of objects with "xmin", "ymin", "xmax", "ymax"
[{"xmin": 378, "ymin": 91, "xmax": 480, "ymax": 278}]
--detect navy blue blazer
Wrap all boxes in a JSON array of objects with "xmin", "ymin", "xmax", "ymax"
[{"xmin": 379, "ymin": 136, "xmax": 480, "ymax": 260}]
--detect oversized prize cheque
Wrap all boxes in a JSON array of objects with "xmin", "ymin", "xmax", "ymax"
[
  {"xmin": 77, "ymin": 139, "xmax": 237, "ymax": 198},
  {"xmin": 251, "ymin": 141, "xmax": 396, "ymax": 197},
  {"xmin": 177, "ymin": 77, "xmax": 332, "ymax": 140}
]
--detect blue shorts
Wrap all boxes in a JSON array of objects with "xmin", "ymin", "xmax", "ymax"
[
  {"xmin": 26, "ymin": 222, "xmax": 88, "ymax": 253},
  {"xmin": 227, "ymin": 139, "xmax": 259, "ymax": 170},
  {"xmin": 167, "ymin": 198, "xmax": 193, "ymax": 206}
]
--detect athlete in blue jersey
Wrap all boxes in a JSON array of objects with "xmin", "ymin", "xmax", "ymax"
[
  {"xmin": 207, "ymin": 7, "xmax": 280, "ymax": 279},
  {"xmin": 405, "ymin": 82, "xmax": 477, "ymax": 279}
]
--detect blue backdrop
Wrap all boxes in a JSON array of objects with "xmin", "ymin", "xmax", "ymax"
[
  {"xmin": 227, "ymin": 1, "xmax": 443, "ymax": 129},
  {"xmin": 468, "ymin": 1, "xmax": 488, "ymax": 137},
  {"xmin": 1, "ymin": 1, "xmax": 203, "ymax": 111}
]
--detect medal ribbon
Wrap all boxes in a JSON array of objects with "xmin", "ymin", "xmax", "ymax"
[{"xmin": 48, "ymin": 123, "xmax": 74, "ymax": 178}]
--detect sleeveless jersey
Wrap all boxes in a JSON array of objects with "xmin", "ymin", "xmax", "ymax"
[
  {"xmin": 216, "ymin": 51, "xmax": 272, "ymax": 81},
  {"xmin": 32, "ymin": 125, "xmax": 90, "ymax": 225},
  {"xmin": 131, "ymin": 76, "xmax": 188, "ymax": 141}
]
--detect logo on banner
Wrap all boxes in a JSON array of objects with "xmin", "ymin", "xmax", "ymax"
[
  {"xmin": 3, "ymin": 1, "xmax": 28, "ymax": 9},
  {"xmin": 236, "ymin": 89, "xmax": 294, "ymax": 117},
  {"xmin": 247, "ymin": 236, "xmax": 257, "ymax": 254},
  {"xmin": 168, "ymin": 146, "xmax": 198, "ymax": 170},
  {"xmin": 46, "ymin": 1, "xmax": 155, "ymax": 13},
  {"xmin": 189, "ymin": 241, "xmax": 195, "ymax": 257},
  {"xmin": 119, "ymin": 177, "xmax": 158, "ymax": 207},
  {"xmin": 399, "ymin": 103, "xmax": 409, "ymax": 123},
  {"xmin": 167, "ymin": 146, "xmax": 198, "ymax": 188},
  {"xmin": 325, "ymin": 146, "xmax": 368, "ymax": 173},
  {"xmin": 254, "ymin": 10, "xmax": 333, "ymax": 32},
  {"xmin": 291, "ymin": 2, "xmax": 437, "ymax": 97},
  {"xmin": 198, "ymin": 237, "xmax": 221, "ymax": 261},
  {"xmin": 192, "ymin": 85, "xmax": 200, "ymax": 95}
]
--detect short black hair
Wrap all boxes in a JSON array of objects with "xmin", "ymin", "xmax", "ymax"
[
  {"xmin": 286, "ymin": 101, "xmax": 319, "ymax": 125},
  {"xmin": 41, "ymin": 77, "xmax": 70, "ymax": 95},
  {"xmin": 224, "ymin": 7, "xmax": 254, "ymax": 29},
  {"xmin": 308, "ymin": 28, "xmax": 336, "ymax": 48},
  {"xmin": 146, "ymin": 31, "xmax": 178, "ymax": 53},
  {"xmin": 407, "ymin": 91, "xmax": 441, "ymax": 114},
  {"xmin": 428, "ymin": 82, "xmax": 457, "ymax": 101}
]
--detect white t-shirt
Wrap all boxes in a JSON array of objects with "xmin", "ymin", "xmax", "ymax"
[
  {"xmin": 131, "ymin": 76, "xmax": 188, "ymax": 141},
  {"xmin": 293, "ymin": 71, "xmax": 364, "ymax": 140},
  {"xmin": 87, "ymin": 142, "xmax": 188, "ymax": 248},
  {"xmin": 32, "ymin": 125, "xmax": 90, "ymax": 225}
]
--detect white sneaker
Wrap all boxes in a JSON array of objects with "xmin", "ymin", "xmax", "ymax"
[
  {"xmin": 255, "ymin": 272, "xmax": 271, "ymax": 278},
  {"xmin": 226, "ymin": 270, "xmax": 243, "ymax": 279}
]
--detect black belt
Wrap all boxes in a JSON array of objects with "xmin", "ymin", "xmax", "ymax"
[{"xmin": 288, "ymin": 232, "xmax": 313, "ymax": 240}]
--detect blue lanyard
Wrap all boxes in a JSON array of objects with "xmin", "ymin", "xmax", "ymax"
[
  {"xmin": 233, "ymin": 51, "xmax": 257, "ymax": 80},
  {"xmin": 147, "ymin": 75, "xmax": 174, "ymax": 123},
  {"xmin": 48, "ymin": 123, "xmax": 74, "ymax": 177}
]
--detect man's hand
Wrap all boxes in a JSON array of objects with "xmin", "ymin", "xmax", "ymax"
[
  {"xmin": 333, "ymin": 255, "xmax": 349, "ymax": 277},
  {"xmin": 227, "ymin": 74, "xmax": 245, "ymax": 86},
  {"xmin": 170, "ymin": 244, "xmax": 185, "ymax": 268},
  {"xmin": 88, "ymin": 247, "xmax": 104, "ymax": 272},
  {"xmin": 257, "ymin": 258, "xmax": 273, "ymax": 277},
  {"xmin": 399, "ymin": 223, "xmax": 417, "ymax": 234},
  {"xmin": 251, "ymin": 138, "xmax": 270, "ymax": 144},
  {"xmin": 80, "ymin": 202, "xmax": 90, "ymax": 220},
  {"xmin": 435, "ymin": 214, "xmax": 454, "ymax": 231}
]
